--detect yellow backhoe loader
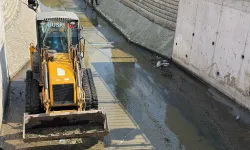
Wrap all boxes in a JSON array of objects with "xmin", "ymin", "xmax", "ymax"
[{"xmin": 24, "ymin": 11, "xmax": 109, "ymax": 142}]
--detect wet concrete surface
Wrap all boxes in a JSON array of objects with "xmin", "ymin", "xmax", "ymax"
[{"xmin": 1, "ymin": 0, "xmax": 250, "ymax": 149}]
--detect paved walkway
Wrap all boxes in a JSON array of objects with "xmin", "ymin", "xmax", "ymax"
[{"xmin": 80, "ymin": 8, "xmax": 154, "ymax": 149}]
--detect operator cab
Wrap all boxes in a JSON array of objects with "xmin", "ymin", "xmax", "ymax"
[{"xmin": 36, "ymin": 11, "xmax": 80, "ymax": 54}]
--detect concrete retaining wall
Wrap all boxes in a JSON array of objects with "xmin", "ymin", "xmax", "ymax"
[
  {"xmin": 0, "ymin": 0, "xmax": 9, "ymax": 129},
  {"xmin": 121, "ymin": 0, "xmax": 179, "ymax": 31},
  {"xmin": 173, "ymin": 0, "xmax": 250, "ymax": 109},
  {"xmin": 96, "ymin": 0, "xmax": 175, "ymax": 58},
  {"xmin": 2, "ymin": 0, "xmax": 20, "ymax": 30},
  {"xmin": 3, "ymin": 0, "xmax": 37, "ymax": 78}
]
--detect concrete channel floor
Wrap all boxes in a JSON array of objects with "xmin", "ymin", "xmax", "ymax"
[{"xmin": 1, "ymin": 0, "xmax": 250, "ymax": 150}]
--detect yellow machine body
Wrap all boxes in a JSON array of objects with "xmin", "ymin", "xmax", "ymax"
[
  {"xmin": 47, "ymin": 54, "xmax": 77, "ymax": 106},
  {"xmin": 23, "ymin": 11, "xmax": 109, "ymax": 142}
]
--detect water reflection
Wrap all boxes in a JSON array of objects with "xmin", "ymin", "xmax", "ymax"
[
  {"xmin": 90, "ymin": 11, "xmax": 98, "ymax": 27},
  {"xmin": 113, "ymin": 63, "xmax": 135, "ymax": 109},
  {"xmin": 165, "ymin": 104, "xmax": 215, "ymax": 150}
]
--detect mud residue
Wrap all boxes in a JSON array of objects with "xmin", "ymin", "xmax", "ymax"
[{"xmin": 224, "ymin": 73, "xmax": 236, "ymax": 87}]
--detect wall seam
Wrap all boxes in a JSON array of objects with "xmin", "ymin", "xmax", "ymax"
[
  {"xmin": 208, "ymin": 0, "xmax": 224, "ymax": 77},
  {"xmin": 189, "ymin": 0, "xmax": 199, "ymax": 65}
]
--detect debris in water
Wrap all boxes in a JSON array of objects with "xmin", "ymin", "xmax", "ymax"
[
  {"xmin": 156, "ymin": 61, "xmax": 161, "ymax": 68},
  {"xmin": 162, "ymin": 60, "xmax": 169, "ymax": 66},
  {"xmin": 162, "ymin": 60, "xmax": 168, "ymax": 63},
  {"xmin": 98, "ymin": 24, "xmax": 102, "ymax": 28},
  {"xmin": 156, "ymin": 60, "xmax": 169, "ymax": 68},
  {"xmin": 59, "ymin": 139, "xmax": 65, "ymax": 144},
  {"xmin": 236, "ymin": 115, "xmax": 240, "ymax": 120},
  {"xmin": 162, "ymin": 62, "xmax": 169, "ymax": 67}
]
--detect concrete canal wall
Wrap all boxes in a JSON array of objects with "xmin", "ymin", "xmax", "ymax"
[
  {"xmin": 0, "ymin": 0, "xmax": 9, "ymax": 129},
  {"xmin": 173, "ymin": 0, "xmax": 250, "ymax": 110},
  {"xmin": 0, "ymin": 0, "xmax": 36, "ymax": 128},
  {"xmin": 3, "ymin": 0, "xmax": 37, "ymax": 78},
  {"xmin": 121, "ymin": 0, "xmax": 179, "ymax": 31},
  {"xmin": 96, "ymin": 0, "xmax": 178, "ymax": 58}
]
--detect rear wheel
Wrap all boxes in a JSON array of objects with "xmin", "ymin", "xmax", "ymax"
[
  {"xmin": 25, "ymin": 70, "xmax": 41, "ymax": 114},
  {"xmin": 86, "ymin": 68, "xmax": 98, "ymax": 109}
]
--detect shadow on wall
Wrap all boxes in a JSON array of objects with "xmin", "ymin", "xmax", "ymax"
[{"xmin": 0, "ymin": 44, "xmax": 9, "ymax": 129}]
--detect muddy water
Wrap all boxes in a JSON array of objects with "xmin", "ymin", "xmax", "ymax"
[{"xmin": 2, "ymin": 0, "xmax": 250, "ymax": 149}]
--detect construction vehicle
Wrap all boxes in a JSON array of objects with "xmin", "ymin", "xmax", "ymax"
[{"xmin": 24, "ymin": 11, "xmax": 109, "ymax": 142}]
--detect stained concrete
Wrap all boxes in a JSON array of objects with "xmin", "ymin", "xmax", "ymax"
[{"xmin": 173, "ymin": 0, "xmax": 250, "ymax": 110}]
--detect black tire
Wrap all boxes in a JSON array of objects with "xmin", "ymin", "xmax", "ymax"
[
  {"xmin": 82, "ymin": 69, "xmax": 92, "ymax": 110},
  {"xmin": 86, "ymin": 68, "xmax": 98, "ymax": 109},
  {"xmin": 25, "ymin": 70, "xmax": 41, "ymax": 114}
]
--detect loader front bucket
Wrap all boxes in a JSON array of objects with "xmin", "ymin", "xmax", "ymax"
[{"xmin": 23, "ymin": 110, "xmax": 109, "ymax": 142}]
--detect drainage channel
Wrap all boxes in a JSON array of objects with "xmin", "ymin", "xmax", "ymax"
[{"xmin": 1, "ymin": 0, "xmax": 250, "ymax": 150}]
